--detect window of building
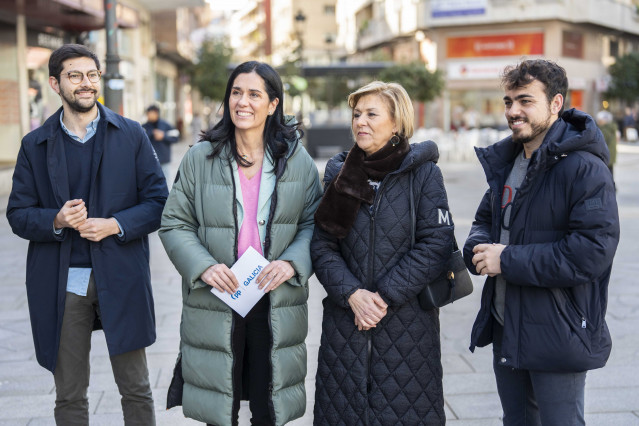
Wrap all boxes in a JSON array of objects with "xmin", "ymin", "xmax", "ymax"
[
  {"xmin": 562, "ymin": 30, "xmax": 583, "ymax": 59},
  {"xmin": 324, "ymin": 5, "xmax": 335, "ymax": 15},
  {"xmin": 610, "ymin": 39, "xmax": 619, "ymax": 58},
  {"xmin": 325, "ymin": 33, "xmax": 335, "ymax": 45}
]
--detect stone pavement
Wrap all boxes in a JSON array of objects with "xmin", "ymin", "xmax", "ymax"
[{"xmin": 0, "ymin": 140, "xmax": 638, "ymax": 425}]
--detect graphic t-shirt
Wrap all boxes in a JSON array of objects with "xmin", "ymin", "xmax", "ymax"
[{"xmin": 492, "ymin": 150, "xmax": 530, "ymax": 325}]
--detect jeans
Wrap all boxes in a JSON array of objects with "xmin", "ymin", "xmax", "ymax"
[
  {"xmin": 492, "ymin": 321, "xmax": 586, "ymax": 426},
  {"xmin": 54, "ymin": 275, "xmax": 155, "ymax": 425}
]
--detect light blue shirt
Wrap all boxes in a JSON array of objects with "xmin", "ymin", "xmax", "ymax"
[
  {"xmin": 60, "ymin": 110, "xmax": 100, "ymax": 142},
  {"xmin": 55, "ymin": 110, "xmax": 124, "ymax": 296}
]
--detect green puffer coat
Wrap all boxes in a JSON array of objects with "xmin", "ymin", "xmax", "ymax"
[{"xmin": 159, "ymin": 138, "xmax": 322, "ymax": 425}]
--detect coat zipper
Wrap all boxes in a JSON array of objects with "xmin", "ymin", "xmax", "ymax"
[
  {"xmin": 263, "ymin": 154, "xmax": 290, "ymax": 425},
  {"xmin": 563, "ymin": 289, "xmax": 587, "ymax": 329},
  {"xmin": 229, "ymin": 160, "xmax": 241, "ymax": 422},
  {"xmin": 366, "ymin": 214, "xmax": 375, "ymax": 396},
  {"xmin": 365, "ymin": 178, "xmax": 387, "ymax": 399}
]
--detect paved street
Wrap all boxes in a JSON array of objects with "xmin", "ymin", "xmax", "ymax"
[{"xmin": 0, "ymin": 140, "xmax": 638, "ymax": 425}]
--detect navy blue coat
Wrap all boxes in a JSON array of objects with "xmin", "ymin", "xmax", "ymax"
[
  {"xmin": 142, "ymin": 118, "xmax": 179, "ymax": 164},
  {"xmin": 463, "ymin": 109, "xmax": 620, "ymax": 373},
  {"xmin": 6, "ymin": 103, "xmax": 168, "ymax": 373},
  {"xmin": 312, "ymin": 142, "xmax": 453, "ymax": 425}
]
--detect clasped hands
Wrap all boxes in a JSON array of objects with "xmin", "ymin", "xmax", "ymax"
[
  {"xmin": 201, "ymin": 260, "xmax": 294, "ymax": 295},
  {"xmin": 152, "ymin": 129, "xmax": 165, "ymax": 140},
  {"xmin": 348, "ymin": 289, "xmax": 388, "ymax": 331},
  {"xmin": 471, "ymin": 243, "xmax": 506, "ymax": 277},
  {"xmin": 54, "ymin": 199, "xmax": 121, "ymax": 242}
]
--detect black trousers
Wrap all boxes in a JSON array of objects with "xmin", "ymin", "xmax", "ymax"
[{"xmin": 226, "ymin": 295, "xmax": 274, "ymax": 426}]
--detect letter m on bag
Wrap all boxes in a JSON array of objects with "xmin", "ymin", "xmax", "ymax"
[{"xmin": 438, "ymin": 209, "xmax": 451, "ymax": 225}]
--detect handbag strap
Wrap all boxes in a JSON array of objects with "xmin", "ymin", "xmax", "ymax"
[
  {"xmin": 408, "ymin": 173, "xmax": 458, "ymax": 251},
  {"xmin": 409, "ymin": 176, "xmax": 415, "ymax": 249}
]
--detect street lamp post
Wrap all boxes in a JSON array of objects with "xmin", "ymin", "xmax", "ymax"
[
  {"xmin": 325, "ymin": 34, "xmax": 334, "ymax": 113},
  {"xmin": 103, "ymin": 0, "xmax": 124, "ymax": 114},
  {"xmin": 325, "ymin": 34, "xmax": 334, "ymax": 64},
  {"xmin": 294, "ymin": 10, "xmax": 306, "ymax": 123},
  {"xmin": 294, "ymin": 10, "xmax": 306, "ymax": 65}
]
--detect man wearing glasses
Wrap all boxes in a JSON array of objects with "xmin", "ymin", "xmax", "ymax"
[{"xmin": 6, "ymin": 44, "xmax": 167, "ymax": 425}]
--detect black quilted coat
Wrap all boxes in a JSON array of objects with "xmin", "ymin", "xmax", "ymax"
[{"xmin": 311, "ymin": 141, "xmax": 454, "ymax": 425}]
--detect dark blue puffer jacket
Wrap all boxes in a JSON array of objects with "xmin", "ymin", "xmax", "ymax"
[
  {"xmin": 312, "ymin": 141, "xmax": 454, "ymax": 426},
  {"xmin": 463, "ymin": 109, "xmax": 620, "ymax": 372}
]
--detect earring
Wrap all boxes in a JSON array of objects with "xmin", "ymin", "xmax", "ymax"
[{"xmin": 390, "ymin": 134, "xmax": 401, "ymax": 146}]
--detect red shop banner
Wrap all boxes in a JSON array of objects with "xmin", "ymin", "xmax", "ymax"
[{"xmin": 447, "ymin": 33, "xmax": 544, "ymax": 58}]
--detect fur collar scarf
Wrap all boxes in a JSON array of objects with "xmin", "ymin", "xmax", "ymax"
[{"xmin": 314, "ymin": 137, "xmax": 410, "ymax": 238}]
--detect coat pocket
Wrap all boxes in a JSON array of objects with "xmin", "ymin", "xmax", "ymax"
[{"xmin": 549, "ymin": 288, "xmax": 591, "ymax": 353}]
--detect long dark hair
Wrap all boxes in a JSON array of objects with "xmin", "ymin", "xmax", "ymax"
[{"xmin": 201, "ymin": 61, "xmax": 302, "ymax": 166}]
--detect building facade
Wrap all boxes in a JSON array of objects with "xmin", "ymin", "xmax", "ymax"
[
  {"xmin": 230, "ymin": 0, "xmax": 338, "ymax": 66},
  {"xmin": 336, "ymin": 0, "xmax": 639, "ymax": 130},
  {"xmin": 0, "ymin": 0, "xmax": 206, "ymax": 185}
]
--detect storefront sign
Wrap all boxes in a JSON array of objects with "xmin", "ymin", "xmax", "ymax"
[
  {"xmin": 432, "ymin": 0, "xmax": 486, "ymax": 17},
  {"xmin": 28, "ymin": 32, "xmax": 65, "ymax": 50},
  {"xmin": 447, "ymin": 33, "xmax": 544, "ymax": 58},
  {"xmin": 447, "ymin": 60, "xmax": 513, "ymax": 80}
]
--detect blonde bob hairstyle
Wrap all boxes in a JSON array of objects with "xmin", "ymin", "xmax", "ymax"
[{"xmin": 348, "ymin": 81, "xmax": 415, "ymax": 139}]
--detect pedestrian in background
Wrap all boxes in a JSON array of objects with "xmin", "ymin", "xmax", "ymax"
[
  {"xmin": 6, "ymin": 43, "xmax": 167, "ymax": 425},
  {"xmin": 28, "ymin": 79, "xmax": 46, "ymax": 130},
  {"xmin": 622, "ymin": 106, "xmax": 637, "ymax": 141},
  {"xmin": 465, "ymin": 59, "xmax": 619, "ymax": 425},
  {"xmin": 142, "ymin": 104, "xmax": 180, "ymax": 181},
  {"xmin": 596, "ymin": 110, "xmax": 618, "ymax": 177},
  {"xmin": 312, "ymin": 81, "xmax": 454, "ymax": 425},
  {"xmin": 160, "ymin": 61, "xmax": 322, "ymax": 425}
]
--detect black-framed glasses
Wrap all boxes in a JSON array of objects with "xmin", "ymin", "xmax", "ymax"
[{"xmin": 64, "ymin": 70, "xmax": 101, "ymax": 84}]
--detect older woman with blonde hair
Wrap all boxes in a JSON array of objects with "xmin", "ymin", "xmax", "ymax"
[{"xmin": 311, "ymin": 81, "xmax": 454, "ymax": 425}]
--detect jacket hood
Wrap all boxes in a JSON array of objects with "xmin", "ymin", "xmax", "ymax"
[
  {"xmin": 400, "ymin": 140, "xmax": 439, "ymax": 172},
  {"xmin": 476, "ymin": 108, "xmax": 609, "ymax": 182},
  {"xmin": 547, "ymin": 109, "xmax": 609, "ymax": 162}
]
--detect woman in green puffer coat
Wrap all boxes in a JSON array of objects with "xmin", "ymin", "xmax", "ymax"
[{"xmin": 159, "ymin": 61, "xmax": 322, "ymax": 426}]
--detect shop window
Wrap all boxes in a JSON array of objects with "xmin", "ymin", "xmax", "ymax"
[{"xmin": 568, "ymin": 90, "xmax": 583, "ymax": 111}]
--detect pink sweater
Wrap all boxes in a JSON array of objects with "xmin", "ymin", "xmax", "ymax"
[{"xmin": 237, "ymin": 166, "xmax": 263, "ymax": 257}]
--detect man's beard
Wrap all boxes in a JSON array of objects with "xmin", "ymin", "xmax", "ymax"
[
  {"xmin": 510, "ymin": 115, "xmax": 552, "ymax": 144},
  {"xmin": 60, "ymin": 86, "xmax": 97, "ymax": 113}
]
